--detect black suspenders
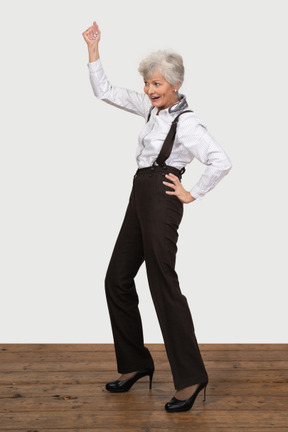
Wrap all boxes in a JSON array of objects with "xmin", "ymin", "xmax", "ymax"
[{"xmin": 146, "ymin": 108, "xmax": 193, "ymax": 169}]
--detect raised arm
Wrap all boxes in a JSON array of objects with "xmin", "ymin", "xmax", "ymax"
[{"xmin": 82, "ymin": 21, "xmax": 151, "ymax": 118}]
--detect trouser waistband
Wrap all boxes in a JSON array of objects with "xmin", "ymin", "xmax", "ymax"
[{"xmin": 135, "ymin": 165, "xmax": 185, "ymax": 179}]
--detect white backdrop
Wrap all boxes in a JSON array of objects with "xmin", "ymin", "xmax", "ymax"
[{"xmin": 1, "ymin": 0, "xmax": 287, "ymax": 343}]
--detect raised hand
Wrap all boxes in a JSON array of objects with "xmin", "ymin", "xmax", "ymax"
[
  {"xmin": 82, "ymin": 21, "xmax": 101, "ymax": 48},
  {"xmin": 82, "ymin": 21, "xmax": 101, "ymax": 62}
]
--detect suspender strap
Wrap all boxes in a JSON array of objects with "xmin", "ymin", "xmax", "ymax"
[
  {"xmin": 146, "ymin": 107, "xmax": 153, "ymax": 123},
  {"xmin": 155, "ymin": 110, "xmax": 193, "ymax": 167}
]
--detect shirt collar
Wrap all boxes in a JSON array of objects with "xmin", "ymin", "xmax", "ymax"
[
  {"xmin": 168, "ymin": 93, "xmax": 188, "ymax": 113},
  {"xmin": 149, "ymin": 94, "xmax": 189, "ymax": 118}
]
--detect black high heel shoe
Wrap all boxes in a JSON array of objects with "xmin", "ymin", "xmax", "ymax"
[
  {"xmin": 105, "ymin": 367, "xmax": 154, "ymax": 393},
  {"xmin": 165, "ymin": 381, "xmax": 208, "ymax": 412}
]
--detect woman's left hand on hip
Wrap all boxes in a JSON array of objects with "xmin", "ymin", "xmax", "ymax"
[{"xmin": 163, "ymin": 173, "xmax": 195, "ymax": 204}]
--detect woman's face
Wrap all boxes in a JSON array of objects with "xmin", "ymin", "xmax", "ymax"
[{"xmin": 144, "ymin": 71, "xmax": 179, "ymax": 111}]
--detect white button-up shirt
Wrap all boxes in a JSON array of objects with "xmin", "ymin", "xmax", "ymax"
[{"xmin": 87, "ymin": 60, "xmax": 232, "ymax": 199}]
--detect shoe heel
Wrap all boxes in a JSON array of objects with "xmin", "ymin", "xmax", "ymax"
[
  {"xmin": 203, "ymin": 384, "xmax": 207, "ymax": 402},
  {"xmin": 149, "ymin": 371, "xmax": 154, "ymax": 389}
]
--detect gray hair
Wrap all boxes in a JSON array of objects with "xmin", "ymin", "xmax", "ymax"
[{"xmin": 138, "ymin": 50, "xmax": 184, "ymax": 88}]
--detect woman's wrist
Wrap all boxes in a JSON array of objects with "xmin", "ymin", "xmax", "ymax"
[
  {"xmin": 89, "ymin": 47, "xmax": 99, "ymax": 63},
  {"xmin": 186, "ymin": 192, "xmax": 196, "ymax": 203}
]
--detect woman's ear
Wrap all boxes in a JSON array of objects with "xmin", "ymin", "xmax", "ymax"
[{"xmin": 174, "ymin": 81, "xmax": 181, "ymax": 92}]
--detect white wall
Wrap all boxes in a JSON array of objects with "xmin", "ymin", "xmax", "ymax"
[{"xmin": 1, "ymin": 0, "xmax": 287, "ymax": 343}]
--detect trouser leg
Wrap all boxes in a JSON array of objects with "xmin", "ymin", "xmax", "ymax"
[
  {"xmin": 104, "ymin": 188, "xmax": 154, "ymax": 373},
  {"xmin": 135, "ymin": 169, "xmax": 208, "ymax": 390}
]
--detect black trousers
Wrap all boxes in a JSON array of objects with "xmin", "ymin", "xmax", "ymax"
[{"xmin": 105, "ymin": 165, "xmax": 208, "ymax": 390}]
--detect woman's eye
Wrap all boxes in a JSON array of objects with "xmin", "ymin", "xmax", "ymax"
[{"xmin": 155, "ymin": 83, "xmax": 160, "ymax": 86}]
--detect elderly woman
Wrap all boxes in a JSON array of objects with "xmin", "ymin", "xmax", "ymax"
[{"xmin": 82, "ymin": 21, "xmax": 231, "ymax": 413}]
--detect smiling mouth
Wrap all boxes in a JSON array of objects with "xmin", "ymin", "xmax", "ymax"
[{"xmin": 151, "ymin": 96, "xmax": 160, "ymax": 100}]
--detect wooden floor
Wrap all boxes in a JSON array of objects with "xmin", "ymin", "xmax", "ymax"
[{"xmin": 0, "ymin": 344, "xmax": 287, "ymax": 431}]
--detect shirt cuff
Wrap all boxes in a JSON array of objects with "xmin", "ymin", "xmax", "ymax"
[
  {"xmin": 87, "ymin": 58, "xmax": 101, "ymax": 73},
  {"xmin": 190, "ymin": 185, "xmax": 205, "ymax": 201}
]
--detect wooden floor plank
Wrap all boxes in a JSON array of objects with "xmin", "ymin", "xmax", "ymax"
[
  {"xmin": 2, "ymin": 351, "xmax": 288, "ymax": 368},
  {"xmin": 7, "ymin": 429, "xmax": 288, "ymax": 432},
  {"xmin": 8, "ymin": 430, "xmax": 149, "ymax": 432},
  {"xmin": 148, "ymin": 429, "xmax": 288, "ymax": 432},
  {"xmin": 1, "ymin": 382, "xmax": 287, "ymax": 398},
  {"xmin": 1, "ymin": 343, "xmax": 288, "ymax": 352},
  {"xmin": 1, "ymin": 360, "xmax": 288, "ymax": 372},
  {"xmin": 0, "ymin": 394, "xmax": 287, "ymax": 413},
  {"xmin": 8, "ymin": 430, "xmax": 148, "ymax": 432},
  {"xmin": 1, "ymin": 370, "xmax": 287, "ymax": 386},
  {"xmin": 0, "ymin": 410, "xmax": 287, "ymax": 429},
  {"xmin": 1, "ymin": 350, "xmax": 288, "ymax": 363}
]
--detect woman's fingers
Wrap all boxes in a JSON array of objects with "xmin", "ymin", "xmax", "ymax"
[
  {"xmin": 163, "ymin": 174, "xmax": 179, "ymax": 188},
  {"xmin": 163, "ymin": 181, "xmax": 176, "ymax": 190},
  {"xmin": 82, "ymin": 27, "xmax": 91, "ymax": 40},
  {"xmin": 163, "ymin": 174, "xmax": 179, "ymax": 193},
  {"xmin": 88, "ymin": 25, "xmax": 94, "ymax": 38},
  {"xmin": 162, "ymin": 173, "xmax": 193, "ymax": 203},
  {"xmin": 93, "ymin": 21, "xmax": 100, "ymax": 33},
  {"xmin": 82, "ymin": 21, "xmax": 101, "ymax": 43},
  {"xmin": 91, "ymin": 21, "xmax": 100, "ymax": 39},
  {"xmin": 166, "ymin": 173, "xmax": 179, "ymax": 182}
]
